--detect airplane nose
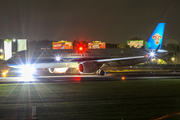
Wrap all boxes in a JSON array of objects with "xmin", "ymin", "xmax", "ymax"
[
  {"xmin": 6, "ymin": 58, "xmax": 16, "ymax": 67},
  {"xmin": 6, "ymin": 57, "xmax": 30, "ymax": 67}
]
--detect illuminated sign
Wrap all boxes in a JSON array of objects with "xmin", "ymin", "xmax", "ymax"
[
  {"xmin": 88, "ymin": 41, "xmax": 106, "ymax": 49},
  {"xmin": 0, "ymin": 55, "xmax": 3, "ymax": 59},
  {"xmin": 52, "ymin": 41, "xmax": 73, "ymax": 49},
  {"xmin": 4, "ymin": 39, "xmax": 12, "ymax": 60},
  {"xmin": 127, "ymin": 40, "xmax": 144, "ymax": 48},
  {"xmin": 18, "ymin": 39, "xmax": 27, "ymax": 52},
  {"xmin": 99, "ymin": 42, "xmax": 106, "ymax": 49},
  {"xmin": 53, "ymin": 42, "xmax": 64, "ymax": 49}
]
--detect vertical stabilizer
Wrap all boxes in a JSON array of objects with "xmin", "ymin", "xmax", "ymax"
[{"xmin": 145, "ymin": 23, "xmax": 165, "ymax": 50}]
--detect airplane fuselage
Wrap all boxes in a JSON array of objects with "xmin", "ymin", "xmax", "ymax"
[{"xmin": 6, "ymin": 48, "xmax": 166, "ymax": 69}]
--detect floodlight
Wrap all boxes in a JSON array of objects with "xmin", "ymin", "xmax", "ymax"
[{"xmin": 20, "ymin": 64, "xmax": 35, "ymax": 77}]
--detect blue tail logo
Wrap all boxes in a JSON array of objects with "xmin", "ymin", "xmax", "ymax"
[{"xmin": 146, "ymin": 23, "xmax": 165, "ymax": 50}]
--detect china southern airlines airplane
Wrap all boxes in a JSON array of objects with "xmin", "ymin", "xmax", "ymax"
[{"xmin": 7, "ymin": 23, "xmax": 167, "ymax": 75}]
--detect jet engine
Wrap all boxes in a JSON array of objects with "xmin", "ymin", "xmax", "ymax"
[
  {"xmin": 78, "ymin": 62, "xmax": 99, "ymax": 74},
  {"xmin": 48, "ymin": 68, "xmax": 68, "ymax": 73},
  {"xmin": 48, "ymin": 68, "xmax": 55, "ymax": 73}
]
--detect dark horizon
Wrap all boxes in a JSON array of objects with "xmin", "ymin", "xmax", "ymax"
[{"xmin": 0, "ymin": 0, "xmax": 179, "ymax": 44}]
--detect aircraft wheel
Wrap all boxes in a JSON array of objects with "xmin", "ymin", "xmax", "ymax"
[
  {"xmin": 77, "ymin": 72, "xmax": 81, "ymax": 75},
  {"xmin": 99, "ymin": 70, "xmax": 105, "ymax": 76}
]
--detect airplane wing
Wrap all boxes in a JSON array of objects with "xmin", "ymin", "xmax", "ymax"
[{"xmin": 94, "ymin": 56, "xmax": 145, "ymax": 62}]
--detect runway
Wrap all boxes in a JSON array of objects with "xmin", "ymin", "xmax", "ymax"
[
  {"xmin": 1, "ymin": 73, "xmax": 180, "ymax": 83},
  {"xmin": 1, "ymin": 73, "xmax": 180, "ymax": 120}
]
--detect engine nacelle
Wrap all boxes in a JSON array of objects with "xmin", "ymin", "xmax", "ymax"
[
  {"xmin": 48, "ymin": 68, "xmax": 55, "ymax": 73},
  {"xmin": 48, "ymin": 68, "xmax": 69, "ymax": 73},
  {"xmin": 78, "ymin": 62, "xmax": 99, "ymax": 73}
]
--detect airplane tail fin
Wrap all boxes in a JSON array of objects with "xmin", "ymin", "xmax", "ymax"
[{"xmin": 145, "ymin": 23, "xmax": 165, "ymax": 50}]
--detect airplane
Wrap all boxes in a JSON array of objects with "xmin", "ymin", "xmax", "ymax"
[{"xmin": 6, "ymin": 23, "xmax": 167, "ymax": 76}]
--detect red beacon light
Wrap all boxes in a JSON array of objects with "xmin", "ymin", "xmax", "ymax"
[{"xmin": 79, "ymin": 47, "xmax": 83, "ymax": 51}]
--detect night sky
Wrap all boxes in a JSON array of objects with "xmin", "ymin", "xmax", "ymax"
[{"xmin": 0, "ymin": 0, "xmax": 179, "ymax": 44}]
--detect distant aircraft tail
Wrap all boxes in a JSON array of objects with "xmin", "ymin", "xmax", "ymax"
[{"xmin": 145, "ymin": 23, "xmax": 165, "ymax": 50}]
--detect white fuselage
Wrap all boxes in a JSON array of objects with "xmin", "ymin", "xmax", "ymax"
[{"xmin": 6, "ymin": 48, "xmax": 166, "ymax": 69}]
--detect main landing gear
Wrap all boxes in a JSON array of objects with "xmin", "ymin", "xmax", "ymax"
[{"xmin": 96, "ymin": 69, "xmax": 105, "ymax": 76}]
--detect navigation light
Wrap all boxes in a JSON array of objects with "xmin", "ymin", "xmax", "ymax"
[{"xmin": 150, "ymin": 52, "xmax": 155, "ymax": 57}]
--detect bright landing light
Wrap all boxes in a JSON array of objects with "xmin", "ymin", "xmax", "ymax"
[{"xmin": 20, "ymin": 65, "xmax": 36, "ymax": 77}]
